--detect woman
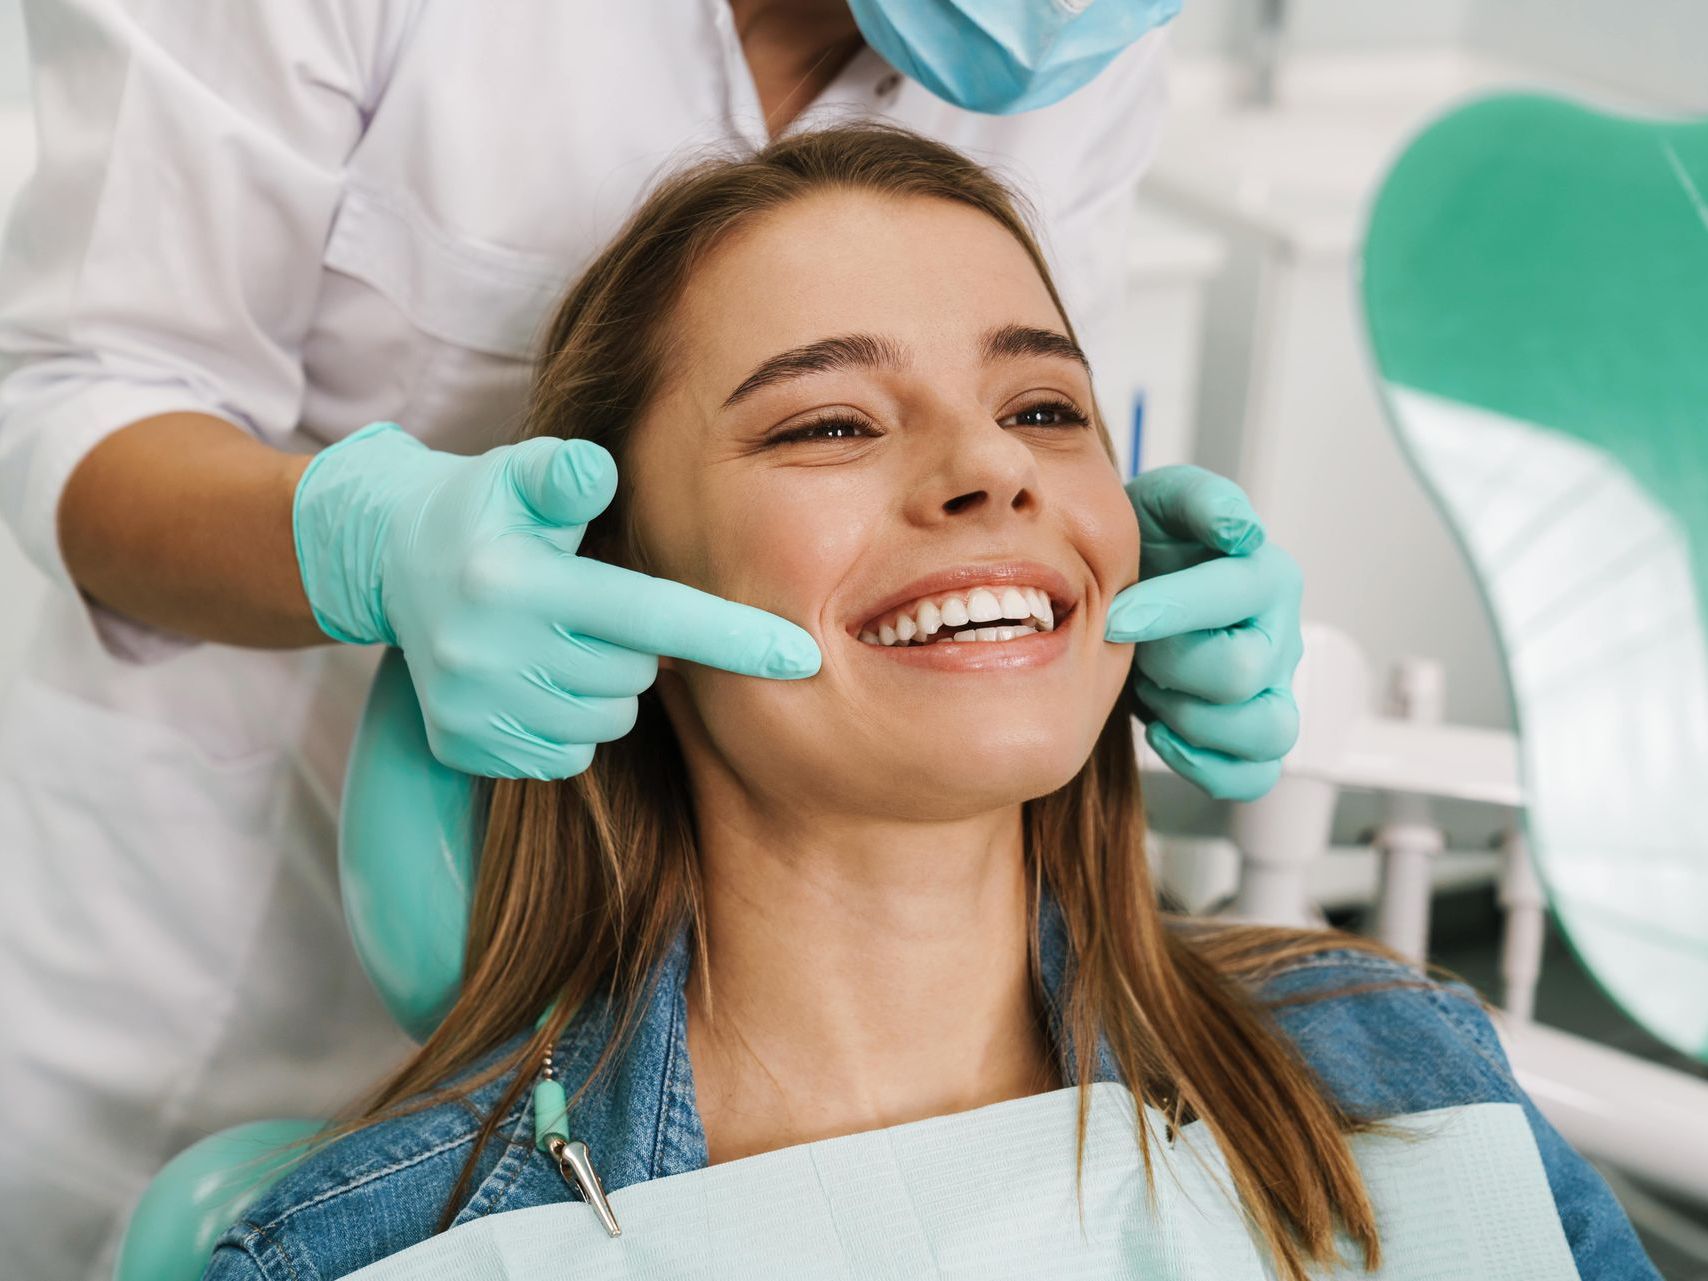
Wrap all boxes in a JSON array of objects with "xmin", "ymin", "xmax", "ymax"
[
  {"xmin": 0, "ymin": 8, "xmax": 1302, "ymax": 1273},
  {"xmin": 204, "ymin": 125, "xmax": 1655, "ymax": 1281}
]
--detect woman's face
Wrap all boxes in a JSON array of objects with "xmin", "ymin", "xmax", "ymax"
[{"xmin": 628, "ymin": 190, "xmax": 1138, "ymax": 821}]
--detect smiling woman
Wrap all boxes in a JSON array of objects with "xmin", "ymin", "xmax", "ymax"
[{"xmin": 204, "ymin": 125, "xmax": 1655, "ymax": 1281}]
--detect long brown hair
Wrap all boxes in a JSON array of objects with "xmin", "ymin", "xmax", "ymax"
[{"xmin": 353, "ymin": 125, "xmax": 1469, "ymax": 1279}]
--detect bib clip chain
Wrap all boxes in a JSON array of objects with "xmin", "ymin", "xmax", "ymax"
[{"xmin": 533, "ymin": 1042, "xmax": 622, "ymax": 1238}]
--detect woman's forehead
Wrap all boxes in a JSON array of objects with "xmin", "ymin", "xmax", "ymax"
[{"xmin": 673, "ymin": 191, "xmax": 1065, "ymax": 395}]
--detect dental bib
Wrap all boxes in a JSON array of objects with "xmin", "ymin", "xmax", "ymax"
[{"xmin": 344, "ymin": 1083, "xmax": 1579, "ymax": 1279}]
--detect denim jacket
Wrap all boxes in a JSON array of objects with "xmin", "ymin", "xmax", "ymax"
[{"xmin": 205, "ymin": 896, "xmax": 1659, "ymax": 1280}]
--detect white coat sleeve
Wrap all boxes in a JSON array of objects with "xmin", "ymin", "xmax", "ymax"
[
  {"xmin": 0, "ymin": 0, "xmax": 419, "ymax": 661},
  {"xmin": 1039, "ymin": 28, "xmax": 1170, "ymax": 461}
]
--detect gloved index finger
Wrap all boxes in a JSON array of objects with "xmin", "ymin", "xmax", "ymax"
[
  {"xmin": 1105, "ymin": 545, "xmax": 1296, "ymax": 643},
  {"xmin": 567, "ymin": 558, "xmax": 821, "ymax": 678}
]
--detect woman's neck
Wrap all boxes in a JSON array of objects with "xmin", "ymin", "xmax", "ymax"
[{"xmin": 685, "ymin": 804, "xmax": 1062, "ymax": 1165}]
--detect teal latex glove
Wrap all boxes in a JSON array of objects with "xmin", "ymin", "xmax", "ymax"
[
  {"xmin": 1104, "ymin": 466, "xmax": 1303, "ymax": 802},
  {"xmin": 293, "ymin": 422, "xmax": 821, "ymax": 779}
]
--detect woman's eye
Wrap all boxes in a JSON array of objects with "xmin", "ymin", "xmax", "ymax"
[
  {"xmin": 1002, "ymin": 399, "xmax": 1090, "ymax": 429},
  {"xmin": 771, "ymin": 416, "xmax": 876, "ymax": 444}
]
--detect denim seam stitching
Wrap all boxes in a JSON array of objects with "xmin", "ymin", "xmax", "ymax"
[
  {"xmin": 255, "ymin": 1115, "xmax": 519, "ymax": 1232},
  {"xmin": 243, "ymin": 1220, "xmax": 304, "ymax": 1281},
  {"xmin": 559, "ymin": 999, "xmax": 606, "ymax": 1077},
  {"xmin": 456, "ymin": 1103, "xmax": 538, "ymax": 1222},
  {"xmin": 651, "ymin": 970, "xmax": 686, "ymax": 1177},
  {"xmin": 1423, "ymin": 983, "xmax": 1522, "ymax": 1089}
]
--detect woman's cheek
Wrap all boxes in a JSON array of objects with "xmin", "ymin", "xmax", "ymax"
[
  {"xmin": 1061, "ymin": 460, "xmax": 1140, "ymax": 592},
  {"xmin": 1093, "ymin": 478, "xmax": 1141, "ymax": 713},
  {"xmin": 708, "ymin": 473, "xmax": 881, "ymax": 621}
]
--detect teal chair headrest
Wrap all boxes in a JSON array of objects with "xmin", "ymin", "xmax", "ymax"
[
  {"xmin": 340, "ymin": 647, "xmax": 482, "ymax": 1042},
  {"xmin": 112, "ymin": 1119, "xmax": 324, "ymax": 1281}
]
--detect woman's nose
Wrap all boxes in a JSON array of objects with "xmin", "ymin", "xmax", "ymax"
[{"xmin": 911, "ymin": 414, "xmax": 1042, "ymax": 526}]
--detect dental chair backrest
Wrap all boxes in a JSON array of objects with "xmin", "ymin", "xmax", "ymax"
[
  {"xmin": 113, "ymin": 649, "xmax": 480, "ymax": 1281},
  {"xmin": 1362, "ymin": 93, "xmax": 1708, "ymax": 1062}
]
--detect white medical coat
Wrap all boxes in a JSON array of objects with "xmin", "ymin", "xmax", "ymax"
[{"xmin": 0, "ymin": 2, "xmax": 1167, "ymax": 1277}]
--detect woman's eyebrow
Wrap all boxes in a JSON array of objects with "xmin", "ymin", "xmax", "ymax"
[
  {"xmin": 982, "ymin": 323, "xmax": 1089, "ymax": 372},
  {"xmin": 722, "ymin": 333, "xmax": 908, "ymax": 407}
]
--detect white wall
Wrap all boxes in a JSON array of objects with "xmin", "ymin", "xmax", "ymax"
[
  {"xmin": 0, "ymin": 0, "xmax": 26, "ymax": 104},
  {"xmin": 1168, "ymin": 0, "xmax": 1476, "ymax": 58},
  {"xmin": 1170, "ymin": 0, "xmax": 1708, "ymax": 112},
  {"xmin": 1467, "ymin": 0, "xmax": 1708, "ymax": 111}
]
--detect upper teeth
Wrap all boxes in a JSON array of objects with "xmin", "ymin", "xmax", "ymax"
[{"xmin": 858, "ymin": 584, "xmax": 1057, "ymax": 647}]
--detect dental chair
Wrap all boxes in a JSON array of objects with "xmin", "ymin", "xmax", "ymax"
[
  {"xmin": 112, "ymin": 649, "xmax": 481, "ymax": 1281},
  {"xmin": 1360, "ymin": 90, "xmax": 1708, "ymax": 1244}
]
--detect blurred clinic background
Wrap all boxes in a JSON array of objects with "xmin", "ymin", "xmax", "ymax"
[{"xmin": 2, "ymin": 1, "xmax": 1707, "ymax": 1275}]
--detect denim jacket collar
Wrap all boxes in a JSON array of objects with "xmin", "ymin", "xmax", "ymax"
[
  {"xmin": 530, "ymin": 885, "xmax": 1119, "ymax": 1201},
  {"xmin": 230, "ymin": 892, "xmax": 1654, "ymax": 1281}
]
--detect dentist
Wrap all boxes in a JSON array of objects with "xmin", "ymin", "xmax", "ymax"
[{"xmin": 0, "ymin": 2, "xmax": 1302, "ymax": 1278}]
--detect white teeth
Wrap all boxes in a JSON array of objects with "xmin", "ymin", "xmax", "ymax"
[
  {"xmin": 967, "ymin": 588, "xmax": 1002, "ymax": 623},
  {"xmin": 859, "ymin": 582, "xmax": 1067, "ymax": 646}
]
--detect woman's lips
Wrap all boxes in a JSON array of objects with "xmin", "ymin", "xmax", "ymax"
[{"xmin": 853, "ymin": 602, "xmax": 1078, "ymax": 671}]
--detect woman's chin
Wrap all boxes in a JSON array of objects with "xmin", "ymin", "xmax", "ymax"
[{"xmin": 869, "ymin": 740, "xmax": 1095, "ymax": 818}]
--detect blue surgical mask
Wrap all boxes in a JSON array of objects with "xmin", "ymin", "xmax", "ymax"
[{"xmin": 847, "ymin": 0, "xmax": 1181, "ymax": 116}]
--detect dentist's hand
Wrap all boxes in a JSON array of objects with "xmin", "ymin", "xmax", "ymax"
[
  {"xmin": 1104, "ymin": 466, "xmax": 1303, "ymax": 802},
  {"xmin": 293, "ymin": 422, "xmax": 820, "ymax": 779}
]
